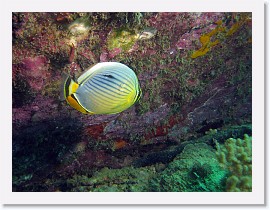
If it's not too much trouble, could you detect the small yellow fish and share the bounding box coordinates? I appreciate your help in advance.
[61,62,142,115]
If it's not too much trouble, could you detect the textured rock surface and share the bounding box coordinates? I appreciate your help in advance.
[149,143,228,192]
[12,12,252,191]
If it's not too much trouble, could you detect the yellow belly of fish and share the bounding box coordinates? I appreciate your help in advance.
[66,95,88,114]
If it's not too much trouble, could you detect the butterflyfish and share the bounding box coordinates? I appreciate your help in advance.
[61,62,142,115]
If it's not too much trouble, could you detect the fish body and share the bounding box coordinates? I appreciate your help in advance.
[61,62,141,115]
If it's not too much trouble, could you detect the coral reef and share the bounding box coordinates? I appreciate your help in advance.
[148,143,228,192]
[12,12,252,192]
[133,124,251,167]
[215,134,252,192]
[66,166,155,192]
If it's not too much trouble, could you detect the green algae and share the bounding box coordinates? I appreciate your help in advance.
[67,166,156,192]
[149,143,228,192]
[107,27,139,52]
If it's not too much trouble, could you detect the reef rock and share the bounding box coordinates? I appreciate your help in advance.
[12,12,252,191]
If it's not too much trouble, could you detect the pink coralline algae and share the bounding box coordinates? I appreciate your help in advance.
[19,56,51,91]
[176,31,202,50]
[99,48,123,62]
[12,95,62,126]
[108,48,122,59]
[99,51,109,62]
[12,108,32,125]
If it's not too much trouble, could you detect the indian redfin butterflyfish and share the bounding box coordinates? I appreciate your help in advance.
[61,62,142,115]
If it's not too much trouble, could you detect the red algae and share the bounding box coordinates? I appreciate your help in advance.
[83,123,108,140]
[112,139,128,150]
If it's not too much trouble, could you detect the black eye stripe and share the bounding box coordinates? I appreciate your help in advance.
[70,94,91,113]
[70,94,79,103]
[65,77,72,97]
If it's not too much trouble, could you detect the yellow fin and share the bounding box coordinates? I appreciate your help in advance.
[67,95,88,114]
[69,80,79,95]
[60,72,79,100]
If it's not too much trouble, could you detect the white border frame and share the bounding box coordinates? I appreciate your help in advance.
[1,0,265,205]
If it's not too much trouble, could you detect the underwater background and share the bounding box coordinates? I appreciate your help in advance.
[12,12,252,192]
